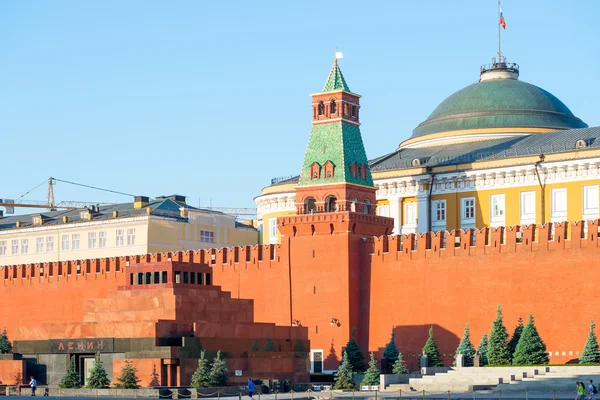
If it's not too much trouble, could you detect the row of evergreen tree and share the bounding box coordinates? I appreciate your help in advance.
[454,306,600,366]
[59,354,139,389]
[337,307,600,384]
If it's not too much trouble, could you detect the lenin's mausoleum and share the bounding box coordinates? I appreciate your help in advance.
[1,55,600,386]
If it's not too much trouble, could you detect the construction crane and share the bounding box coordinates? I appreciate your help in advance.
[207,207,257,217]
[0,177,126,214]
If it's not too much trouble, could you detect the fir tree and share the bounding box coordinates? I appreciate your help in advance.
[454,323,475,367]
[115,360,140,389]
[381,329,399,374]
[580,320,600,364]
[191,350,211,388]
[477,333,489,366]
[392,353,408,375]
[333,351,354,390]
[263,338,277,352]
[250,340,259,352]
[488,305,511,365]
[59,356,81,389]
[508,317,524,362]
[343,327,365,372]
[512,314,549,365]
[361,353,380,386]
[86,352,110,389]
[422,326,443,367]
[208,350,229,387]
[0,327,12,354]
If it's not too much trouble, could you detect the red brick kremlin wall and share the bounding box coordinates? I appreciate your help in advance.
[1,220,599,374]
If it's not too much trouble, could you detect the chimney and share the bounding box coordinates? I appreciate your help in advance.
[113,211,119,218]
[62,216,69,223]
[134,196,150,209]
[168,195,186,203]
[0,210,3,218]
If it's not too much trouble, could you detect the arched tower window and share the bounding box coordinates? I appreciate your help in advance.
[351,105,357,118]
[364,198,371,214]
[330,100,337,114]
[350,196,358,212]
[318,101,325,115]
[325,196,337,212]
[305,198,316,214]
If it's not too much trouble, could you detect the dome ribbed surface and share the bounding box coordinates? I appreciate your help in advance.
[412,78,587,138]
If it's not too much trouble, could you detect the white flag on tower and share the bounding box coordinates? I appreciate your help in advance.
[335,51,343,59]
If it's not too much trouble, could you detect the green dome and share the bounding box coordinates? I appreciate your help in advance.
[412,77,588,138]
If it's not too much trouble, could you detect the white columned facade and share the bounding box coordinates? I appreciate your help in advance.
[388,196,403,235]
[416,186,430,234]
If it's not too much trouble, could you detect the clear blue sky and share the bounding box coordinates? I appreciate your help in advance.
[1,0,599,212]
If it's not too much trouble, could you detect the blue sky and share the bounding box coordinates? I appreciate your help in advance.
[1,0,599,212]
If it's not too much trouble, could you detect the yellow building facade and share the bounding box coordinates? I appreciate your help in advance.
[256,59,599,242]
[0,195,258,266]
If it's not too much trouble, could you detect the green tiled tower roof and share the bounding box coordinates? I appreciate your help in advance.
[299,60,373,187]
[322,59,350,92]
[298,122,373,187]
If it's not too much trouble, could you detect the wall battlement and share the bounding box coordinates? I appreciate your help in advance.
[3,220,597,285]
[0,243,285,285]
[367,220,600,261]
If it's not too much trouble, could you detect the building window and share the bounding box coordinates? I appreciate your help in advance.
[490,194,505,227]
[61,235,69,251]
[88,232,97,249]
[21,239,28,254]
[99,231,107,248]
[46,237,54,253]
[404,202,417,226]
[72,234,80,250]
[200,230,215,243]
[583,185,599,219]
[551,188,567,222]
[433,200,446,222]
[11,240,19,255]
[520,191,536,225]
[377,205,390,217]
[127,229,136,246]
[461,197,476,228]
[269,218,278,243]
[330,100,337,114]
[364,198,371,214]
[0,241,6,256]
[116,230,124,246]
[36,238,44,253]
[318,101,325,115]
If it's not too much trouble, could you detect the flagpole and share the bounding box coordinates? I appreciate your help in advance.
[497,0,501,62]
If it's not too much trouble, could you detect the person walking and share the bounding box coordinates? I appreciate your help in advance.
[576,382,585,400]
[29,376,37,397]
[247,379,255,399]
[589,380,597,400]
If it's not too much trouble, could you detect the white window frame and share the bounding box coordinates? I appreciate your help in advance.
[36,238,44,253]
[99,231,107,248]
[11,240,19,255]
[127,229,136,246]
[490,194,506,227]
[72,234,80,250]
[88,232,97,249]
[461,197,476,229]
[268,218,278,243]
[583,185,599,220]
[0,241,6,256]
[200,230,215,243]
[61,235,69,251]
[46,236,54,253]
[402,202,417,234]
[377,205,390,217]
[431,199,447,231]
[551,188,567,222]
[520,191,536,226]
[116,230,124,247]
[21,239,28,254]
